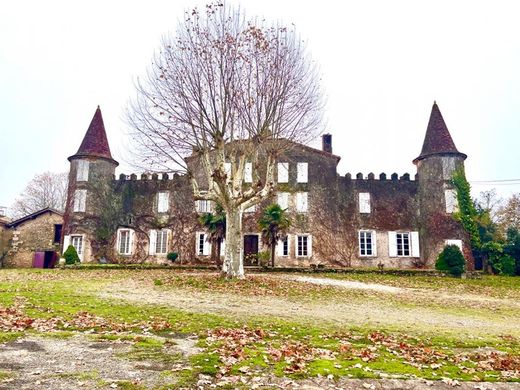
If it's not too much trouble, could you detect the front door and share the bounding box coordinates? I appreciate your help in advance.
[243,235,259,265]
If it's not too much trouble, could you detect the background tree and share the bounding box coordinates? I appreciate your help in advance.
[127,3,323,277]
[10,172,68,218]
[496,193,520,237]
[258,203,290,268]
[199,204,226,268]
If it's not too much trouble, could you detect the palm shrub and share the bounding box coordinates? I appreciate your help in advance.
[258,203,291,268]
[63,245,80,265]
[199,204,226,267]
[436,245,465,277]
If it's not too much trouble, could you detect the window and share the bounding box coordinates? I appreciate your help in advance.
[245,204,257,213]
[277,162,289,183]
[359,192,371,213]
[445,189,458,213]
[296,192,308,213]
[71,235,83,255]
[277,192,289,210]
[73,189,87,212]
[445,239,463,251]
[277,236,289,257]
[388,231,420,257]
[244,162,252,183]
[118,229,132,255]
[359,230,376,256]
[157,192,169,213]
[296,235,312,257]
[224,162,232,180]
[197,200,212,213]
[156,230,168,254]
[76,160,89,182]
[53,224,62,244]
[297,162,308,183]
[196,232,210,256]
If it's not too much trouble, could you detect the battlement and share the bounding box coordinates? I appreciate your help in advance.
[114,172,185,182]
[343,172,418,182]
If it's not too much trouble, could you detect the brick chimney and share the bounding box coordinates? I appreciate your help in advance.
[322,134,332,153]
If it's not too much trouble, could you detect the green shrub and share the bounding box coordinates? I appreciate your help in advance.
[63,245,80,265]
[257,251,270,267]
[166,252,178,262]
[436,245,465,277]
[483,241,515,275]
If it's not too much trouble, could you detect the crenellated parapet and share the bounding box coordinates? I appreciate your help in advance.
[343,172,418,183]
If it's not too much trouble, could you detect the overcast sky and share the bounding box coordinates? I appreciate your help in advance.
[1,0,519,211]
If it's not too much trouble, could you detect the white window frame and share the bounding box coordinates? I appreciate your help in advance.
[297,162,308,183]
[277,235,290,257]
[157,192,169,213]
[277,192,289,210]
[277,162,289,183]
[296,234,312,258]
[388,231,420,258]
[445,189,459,214]
[358,230,376,257]
[359,192,371,214]
[196,232,210,256]
[244,204,257,213]
[156,229,168,255]
[244,162,253,183]
[296,192,308,213]
[445,239,463,252]
[196,199,212,213]
[117,228,134,256]
[76,160,89,182]
[396,232,411,257]
[73,189,87,212]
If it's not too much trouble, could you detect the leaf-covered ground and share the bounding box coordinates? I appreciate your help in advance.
[1,268,520,389]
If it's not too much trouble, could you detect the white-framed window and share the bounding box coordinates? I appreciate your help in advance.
[445,239,463,252]
[277,162,289,183]
[196,200,212,213]
[445,189,458,213]
[156,230,168,254]
[359,230,376,256]
[277,235,289,257]
[76,160,89,182]
[296,234,312,257]
[359,192,371,213]
[245,204,257,213]
[277,192,289,210]
[388,231,420,257]
[71,235,83,255]
[196,232,210,256]
[296,192,308,213]
[73,189,87,212]
[157,192,169,213]
[297,162,308,183]
[244,162,252,183]
[117,229,134,255]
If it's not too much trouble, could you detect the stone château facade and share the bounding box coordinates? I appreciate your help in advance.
[62,102,472,269]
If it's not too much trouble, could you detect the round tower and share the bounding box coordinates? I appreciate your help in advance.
[414,102,471,267]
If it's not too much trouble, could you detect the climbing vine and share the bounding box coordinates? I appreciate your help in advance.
[451,169,481,249]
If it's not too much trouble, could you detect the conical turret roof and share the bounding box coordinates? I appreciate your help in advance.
[68,106,118,165]
[413,102,466,164]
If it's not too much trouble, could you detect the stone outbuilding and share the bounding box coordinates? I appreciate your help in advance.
[1,208,63,268]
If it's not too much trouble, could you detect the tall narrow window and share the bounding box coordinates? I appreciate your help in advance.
[277,192,289,210]
[282,236,289,256]
[359,230,376,256]
[359,193,371,213]
[157,192,169,213]
[71,235,83,255]
[156,230,168,254]
[396,232,410,257]
[277,162,289,183]
[196,232,210,256]
[73,190,87,212]
[296,235,312,257]
[244,162,252,183]
[297,162,308,183]
[118,229,132,255]
[296,192,308,213]
[76,160,89,182]
[445,189,458,213]
[53,224,62,244]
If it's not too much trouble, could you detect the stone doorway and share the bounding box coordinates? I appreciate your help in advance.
[243,235,259,265]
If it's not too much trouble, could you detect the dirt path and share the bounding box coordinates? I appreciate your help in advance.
[100,275,520,337]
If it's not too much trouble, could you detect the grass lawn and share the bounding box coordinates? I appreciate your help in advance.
[1,268,520,389]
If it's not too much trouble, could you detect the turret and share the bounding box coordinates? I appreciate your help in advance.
[414,102,472,267]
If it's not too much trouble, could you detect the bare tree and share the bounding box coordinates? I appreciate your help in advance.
[496,193,520,236]
[127,3,324,277]
[10,172,68,219]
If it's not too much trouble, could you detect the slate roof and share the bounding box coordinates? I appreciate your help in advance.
[413,102,466,163]
[68,106,119,165]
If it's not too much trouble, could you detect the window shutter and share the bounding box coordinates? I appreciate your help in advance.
[359,193,371,213]
[149,230,157,255]
[129,230,135,255]
[411,231,420,257]
[277,162,288,183]
[203,235,211,256]
[63,235,70,254]
[116,230,122,253]
[372,230,377,256]
[220,239,226,256]
[308,235,313,257]
[388,232,397,257]
[244,162,252,183]
[276,239,283,256]
[297,162,308,183]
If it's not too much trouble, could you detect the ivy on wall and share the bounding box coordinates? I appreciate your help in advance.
[451,169,481,249]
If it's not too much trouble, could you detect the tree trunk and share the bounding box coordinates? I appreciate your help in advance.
[271,240,276,268]
[216,240,222,270]
[223,208,244,278]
